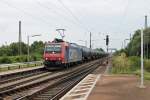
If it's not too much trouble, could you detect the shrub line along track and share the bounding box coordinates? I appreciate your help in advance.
[0,58,106,100]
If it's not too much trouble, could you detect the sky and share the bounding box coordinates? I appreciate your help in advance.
[0,0,150,51]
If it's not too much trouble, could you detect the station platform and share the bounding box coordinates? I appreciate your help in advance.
[0,66,43,76]
[61,74,150,100]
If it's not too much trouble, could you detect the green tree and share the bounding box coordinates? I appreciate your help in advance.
[30,41,44,61]
[9,42,28,56]
[30,41,44,54]
[0,45,10,56]
[124,28,150,58]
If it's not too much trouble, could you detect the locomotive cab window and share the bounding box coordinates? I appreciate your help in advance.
[45,44,61,53]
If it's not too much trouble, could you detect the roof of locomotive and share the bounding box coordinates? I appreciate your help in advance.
[46,38,67,44]
[46,38,80,46]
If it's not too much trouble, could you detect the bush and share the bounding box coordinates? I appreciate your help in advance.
[112,53,131,74]
[128,56,140,71]
[0,56,12,63]
[20,55,28,62]
[133,69,150,80]
[31,53,42,61]
[144,60,150,72]
[0,55,29,64]
[111,54,150,80]
[145,71,150,80]
[112,54,150,73]
[31,55,37,61]
[0,54,43,64]
[15,56,22,62]
[10,55,28,63]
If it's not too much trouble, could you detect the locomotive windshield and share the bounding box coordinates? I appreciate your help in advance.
[45,44,61,53]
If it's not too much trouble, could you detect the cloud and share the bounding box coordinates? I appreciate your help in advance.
[0,0,149,50]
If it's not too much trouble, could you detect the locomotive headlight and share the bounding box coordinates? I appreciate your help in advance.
[45,58,48,60]
[58,58,61,60]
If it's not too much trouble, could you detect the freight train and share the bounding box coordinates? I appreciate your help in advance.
[43,38,107,70]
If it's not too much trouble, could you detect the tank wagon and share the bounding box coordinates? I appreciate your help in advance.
[43,38,106,70]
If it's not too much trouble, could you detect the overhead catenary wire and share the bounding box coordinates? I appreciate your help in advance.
[0,0,90,42]
[35,0,87,32]
[57,0,91,32]
[0,0,83,34]
[48,0,95,32]
[0,0,54,26]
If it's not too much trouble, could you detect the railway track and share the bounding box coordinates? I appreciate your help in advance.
[33,58,107,100]
[17,60,100,100]
[0,68,45,84]
[0,58,106,100]
[32,71,90,100]
[33,63,100,100]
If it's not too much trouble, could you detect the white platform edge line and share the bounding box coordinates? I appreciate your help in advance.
[84,74,101,100]
[68,92,88,97]
[73,88,90,92]
[60,74,101,100]
[60,74,92,100]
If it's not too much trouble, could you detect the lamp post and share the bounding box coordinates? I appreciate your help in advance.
[27,34,41,63]
[139,29,145,88]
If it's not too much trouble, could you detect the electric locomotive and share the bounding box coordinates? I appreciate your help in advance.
[43,38,82,69]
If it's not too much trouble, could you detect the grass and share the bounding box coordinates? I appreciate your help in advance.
[111,53,150,80]
[145,72,150,80]
[133,70,150,80]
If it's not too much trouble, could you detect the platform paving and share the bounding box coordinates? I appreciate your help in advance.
[87,75,150,100]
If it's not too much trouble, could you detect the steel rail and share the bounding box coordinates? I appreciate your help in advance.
[0,60,99,99]
[17,60,101,100]
[0,67,45,84]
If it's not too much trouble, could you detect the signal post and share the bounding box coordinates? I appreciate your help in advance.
[106,35,109,64]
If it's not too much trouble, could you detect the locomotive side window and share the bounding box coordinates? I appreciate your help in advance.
[45,44,61,53]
